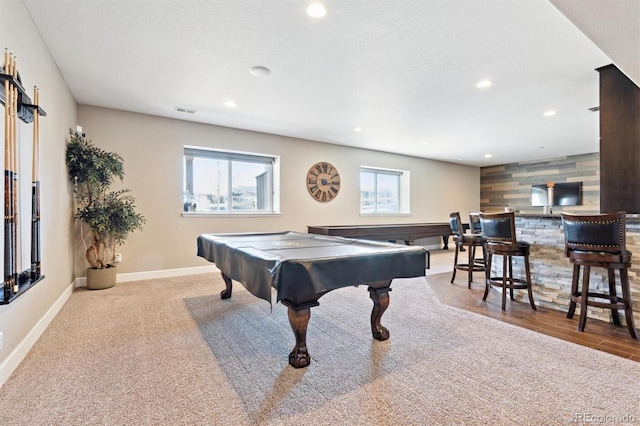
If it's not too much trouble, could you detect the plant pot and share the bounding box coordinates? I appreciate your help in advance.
[86,265,117,290]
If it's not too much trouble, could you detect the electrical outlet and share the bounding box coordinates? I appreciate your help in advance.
[114,253,122,263]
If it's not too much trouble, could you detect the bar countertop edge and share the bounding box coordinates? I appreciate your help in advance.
[515,213,640,223]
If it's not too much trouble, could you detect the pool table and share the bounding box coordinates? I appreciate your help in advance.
[197,231,427,368]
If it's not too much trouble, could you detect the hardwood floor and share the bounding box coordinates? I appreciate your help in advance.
[426,249,640,362]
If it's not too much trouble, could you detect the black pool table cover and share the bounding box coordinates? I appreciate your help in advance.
[197,231,427,304]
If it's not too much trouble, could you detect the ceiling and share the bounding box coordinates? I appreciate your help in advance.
[22,0,638,167]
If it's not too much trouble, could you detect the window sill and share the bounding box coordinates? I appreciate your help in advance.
[182,212,282,218]
[359,212,412,217]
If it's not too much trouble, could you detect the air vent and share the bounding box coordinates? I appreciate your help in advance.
[175,107,197,114]
[587,106,600,112]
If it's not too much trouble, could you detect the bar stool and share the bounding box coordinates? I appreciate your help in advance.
[561,212,638,339]
[479,212,536,311]
[449,212,486,289]
[469,212,482,234]
[468,213,486,270]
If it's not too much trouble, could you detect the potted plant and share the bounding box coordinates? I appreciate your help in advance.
[65,129,145,289]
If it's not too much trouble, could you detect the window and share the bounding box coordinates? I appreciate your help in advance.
[360,167,410,214]
[183,146,279,214]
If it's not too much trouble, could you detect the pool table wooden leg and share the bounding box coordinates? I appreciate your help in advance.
[369,285,391,341]
[220,272,233,299]
[442,235,449,249]
[287,307,311,368]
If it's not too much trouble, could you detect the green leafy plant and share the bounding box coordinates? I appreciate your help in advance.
[65,130,145,269]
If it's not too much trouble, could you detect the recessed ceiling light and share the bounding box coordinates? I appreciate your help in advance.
[422,141,430,145]
[249,65,271,77]
[476,80,493,89]
[484,154,492,158]
[354,127,363,132]
[306,3,327,18]
[543,110,557,116]
[224,101,237,108]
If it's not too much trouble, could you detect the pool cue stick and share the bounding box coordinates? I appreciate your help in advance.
[31,86,40,281]
[3,50,13,299]
[10,53,19,293]
[3,50,15,299]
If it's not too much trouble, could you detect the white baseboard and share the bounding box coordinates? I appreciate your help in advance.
[0,281,74,388]
[74,265,219,287]
[116,265,219,283]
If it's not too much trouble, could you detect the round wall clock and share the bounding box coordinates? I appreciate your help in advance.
[306,162,341,202]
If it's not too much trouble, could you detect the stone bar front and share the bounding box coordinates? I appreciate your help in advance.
[495,214,640,326]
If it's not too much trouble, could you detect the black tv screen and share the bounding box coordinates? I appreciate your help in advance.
[531,182,582,206]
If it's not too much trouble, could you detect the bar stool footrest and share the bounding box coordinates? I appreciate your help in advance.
[488,276,529,290]
[570,292,627,310]
[455,263,486,272]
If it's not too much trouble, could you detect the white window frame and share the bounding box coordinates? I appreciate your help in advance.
[360,166,411,215]
[183,146,280,216]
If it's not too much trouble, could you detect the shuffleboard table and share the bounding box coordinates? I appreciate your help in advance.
[197,231,427,368]
[307,223,468,268]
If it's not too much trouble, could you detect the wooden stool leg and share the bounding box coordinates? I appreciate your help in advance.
[508,256,514,300]
[607,268,621,325]
[450,244,459,283]
[619,268,639,339]
[501,255,508,311]
[483,253,492,301]
[567,264,579,318]
[524,254,536,310]
[467,244,473,289]
[577,265,591,332]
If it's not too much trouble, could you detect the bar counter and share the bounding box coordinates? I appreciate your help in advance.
[505,213,640,326]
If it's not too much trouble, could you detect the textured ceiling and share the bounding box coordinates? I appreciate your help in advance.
[549,0,639,88]
[22,0,635,167]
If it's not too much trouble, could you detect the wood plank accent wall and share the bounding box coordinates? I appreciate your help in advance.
[480,153,600,214]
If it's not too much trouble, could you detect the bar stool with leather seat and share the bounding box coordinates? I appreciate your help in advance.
[469,212,486,270]
[560,212,638,339]
[479,211,536,311]
[469,212,482,234]
[449,212,485,289]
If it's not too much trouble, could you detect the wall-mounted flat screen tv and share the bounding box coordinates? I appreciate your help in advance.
[531,182,582,206]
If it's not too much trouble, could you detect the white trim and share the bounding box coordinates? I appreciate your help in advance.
[74,276,87,288]
[116,265,219,283]
[184,144,276,160]
[359,213,412,217]
[74,265,219,287]
[423,244,442,250]
[181,212,283,218]
[0,281,74,388]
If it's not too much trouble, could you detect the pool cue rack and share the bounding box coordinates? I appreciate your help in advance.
[1,49,46,304]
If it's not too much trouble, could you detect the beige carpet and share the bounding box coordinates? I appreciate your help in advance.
[0,271,638,425]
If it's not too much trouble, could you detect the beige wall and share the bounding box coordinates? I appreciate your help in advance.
[77,105,481,274]
[0,0,78,381]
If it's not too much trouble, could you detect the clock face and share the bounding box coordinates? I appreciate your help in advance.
[306,162,341,203]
